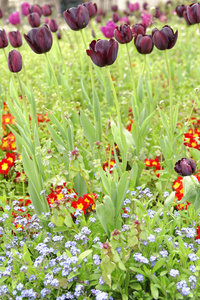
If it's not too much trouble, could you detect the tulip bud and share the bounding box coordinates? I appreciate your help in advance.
[83,2,98,18]
[7,50,22,73]
[134,34,154,54]
[63,5,90,31]
[143,2,148,10]
[112,12,119,23]
[155,7,162,18]
[21,2,30,16]
[29,4,42,17]
[111,5,118,12]
[0,29,8,49]
[174,158,196,176]
[131,24,146,37]
[8,30,22,48]
[96,15,101,23]
[176,5,186,18]
[0,9,3,19]
[24,24,52,54]
[28,13,40,28]
[86,38,118,67]
[152,25,178,51]
[56,30,61,40]
[114,24,133,44]
[49,19,58,32]
[8,12,20,25]
[42,4,52,17]
[183,10,192,26]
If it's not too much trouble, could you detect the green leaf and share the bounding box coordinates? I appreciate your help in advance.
[129,266,146,276]
[150,283,159,299]
[172,104,179,134]
[152,258,166,274]
[93,88,102,142]
[140,111,155,137]
[129,162,138,189]
[46,124,66,149]
[137,75,143,102]
[122,295,128,300]
[96,195,115,236]
[78,250,93,264]
[98,167,111,196]
[164,191,176,207]
[158,107,170,138]
[81,78,91,105]
[116,172,129,219]
[80,110,96,149]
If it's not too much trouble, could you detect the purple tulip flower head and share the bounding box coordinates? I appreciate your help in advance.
[83,2,98,18]
[8,30,22,48]
[111,5,118,12]
[119,16,130,25]
[129,2,140,13]
[49,19,58,33]
[86,39,118,67]
[29,5,42,17]
[28,13,41,28]
[131,24,146,37]
[186,3,200,25]
[0,29,8,48]
[114,24,133,44]
[101,21,117,38]
[7,50,22,73]
[21,2,30,16]
[183,9,192,26]
[112,12,120,23]
[143,2,148,10]
[8,12,20,25]
[152,25,178,51]
[134,34,154,54]
[42,5,52,17]
[176,5,187,18]
[24,24,52,54]
[63,5,90,31]
[141,12,152,28]
[96,15,101,23]
[174,158,196,177]
[154,7,162,18]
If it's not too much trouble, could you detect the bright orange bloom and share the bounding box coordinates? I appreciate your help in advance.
[71,193,97,215]
[2,113,15,125]
[0,158,10,175]
[6,152,15,167]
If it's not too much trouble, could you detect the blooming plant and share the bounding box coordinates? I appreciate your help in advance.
[1,1,200,299]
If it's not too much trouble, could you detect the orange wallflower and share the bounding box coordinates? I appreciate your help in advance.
[2,113,15,125]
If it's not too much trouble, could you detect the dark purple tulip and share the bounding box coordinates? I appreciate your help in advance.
[134,34,154,54]
[174,158,196,177]
[152,25,178,51]
[7,50,22,73]
[114,24,133,44]
[86,39,118,67]
[42,4,52,17]
[29,5,42,17]
[0,9,3,19]
[143,2,148,10]
[176,5,186,18]
[28,13,41,28]
[49,19,58,32]
[83,2,97,18]
[96,15,101,23]
[63,5,89,31]
[0,29,8,48]
[8,30,22,48]
[24,24,52,54]
[155,7,162,18]
[183,10,192,26]
[131,24,146,37]
[186,3,200,24]
[112,5,118,12]
[112,12,120,23]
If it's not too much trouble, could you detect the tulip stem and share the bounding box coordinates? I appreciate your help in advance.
[44,53,66,128]
[89,19,97,39]
[164,50,173,140]
[126,43,139,121]
[55,33,71,97]
[17,73,29,125]
[80,30,94,105]
[106,66,123,142]
[142,55,147,77]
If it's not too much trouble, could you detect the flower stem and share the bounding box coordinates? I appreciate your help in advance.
[106,66,123,142]
[126,43,139,121]
[164,50,173,140]
[17,73,29,124]
[44,53,66,128]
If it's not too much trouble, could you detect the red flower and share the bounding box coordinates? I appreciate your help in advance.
[0,158,10,175]
[2,113,15,125]
[102,159,116,173]
[6,152,15,167]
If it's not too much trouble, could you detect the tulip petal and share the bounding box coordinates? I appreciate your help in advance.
[86,49,106,67]
[77,6,89,29]
[63,11,78,31]
[168,30,178,49]
[107,40,118,65]
[153,30,168,50]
